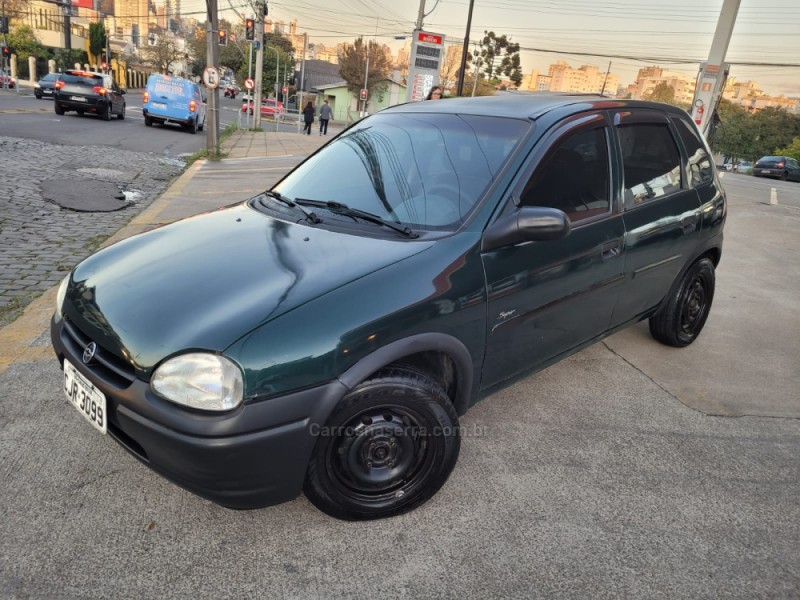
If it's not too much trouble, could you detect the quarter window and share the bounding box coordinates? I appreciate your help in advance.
[673,118,714,187]
[519,126,611,223]
[618,123,682,207]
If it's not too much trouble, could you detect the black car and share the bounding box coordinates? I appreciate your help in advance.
[34,73,60,99]
[53,70,126,120]
[752,155,800,181]
[52,95,726,520]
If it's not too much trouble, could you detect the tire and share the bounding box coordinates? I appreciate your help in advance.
[781,171,788,181]
[649,258,715,347]
[35,92,42,99]
[144,116,152,127]
[54,104,64,115]
[76,110,84,115]
[198,116,204,131]
[189,117,198,134]
[304,367,461,520]
[117,102,125,120]
[102,105,112,121]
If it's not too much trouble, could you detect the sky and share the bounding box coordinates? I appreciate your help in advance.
[178,0,800,97]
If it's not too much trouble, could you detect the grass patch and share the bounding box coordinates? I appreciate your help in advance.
[0,292,37,328]
[83,234,107,253]
[184,123,240,164]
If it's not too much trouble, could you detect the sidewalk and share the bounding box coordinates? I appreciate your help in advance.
[0,128,330,373]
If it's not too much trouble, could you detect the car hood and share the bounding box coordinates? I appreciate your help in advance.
[66,202,432,374]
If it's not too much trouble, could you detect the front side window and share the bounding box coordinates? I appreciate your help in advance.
[273,113,529,231]
[673,118,714,187]
[618,123,682,207]
[519,126,611,223]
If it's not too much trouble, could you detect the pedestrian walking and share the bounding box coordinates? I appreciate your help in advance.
[319,99,333,135]
[425,86,443,100]
[303,101,315,135]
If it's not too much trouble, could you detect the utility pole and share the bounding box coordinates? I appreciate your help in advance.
[600,61,611,96]
[415,0,424,30]
[298,31,307,119]
[62,0,72,50]
[205,0,219,154]
[253,1,265,130]
[455,0,475,96]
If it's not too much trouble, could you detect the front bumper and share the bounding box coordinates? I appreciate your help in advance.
[51,315,345,509]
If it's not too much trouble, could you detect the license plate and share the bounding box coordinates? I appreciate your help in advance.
[71,96,87,102]
[44,89,52,94]
[152,102,166,109]
[64,359,107,434]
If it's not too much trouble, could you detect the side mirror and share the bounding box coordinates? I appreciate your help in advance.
[481,206,571,252]
[121,89,126,95]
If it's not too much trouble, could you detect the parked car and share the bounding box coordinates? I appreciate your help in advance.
[53,70,126,120]
[34,73,60,98]
[51,95,726,521]
[733,160,752,172]
[0,73,16,88]
[142,73,206,133]
[752,155,800,181]
[241,98,283,117]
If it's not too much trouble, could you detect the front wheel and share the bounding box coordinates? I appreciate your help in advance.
[54,104,64,115]
[304,367,461,520]
[649,258,716,347]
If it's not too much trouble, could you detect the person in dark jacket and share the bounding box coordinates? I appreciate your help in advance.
[303,101,314,135]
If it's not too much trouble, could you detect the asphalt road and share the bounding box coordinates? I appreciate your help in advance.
[0,88,300,154]
[0,144,798,597]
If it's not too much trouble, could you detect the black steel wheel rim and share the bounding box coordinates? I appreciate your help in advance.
[328,404,437,501]
[680,276,707,336]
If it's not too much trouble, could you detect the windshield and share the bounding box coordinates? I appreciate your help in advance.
[273,112,529,231]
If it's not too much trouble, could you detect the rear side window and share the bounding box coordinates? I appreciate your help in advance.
[618,123,682,207]
[673,118,714,187]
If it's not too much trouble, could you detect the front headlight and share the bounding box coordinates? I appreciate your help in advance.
[55,274,70,320]
[151,353,244,412]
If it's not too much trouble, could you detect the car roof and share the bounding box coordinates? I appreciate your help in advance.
[382,92,689,121]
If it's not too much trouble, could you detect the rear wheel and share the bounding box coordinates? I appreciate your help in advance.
[54,104,64,115]
[649,258,715,347]
[189,117,198,134]
[102,105,112,121]
[304,367,461,520]
[781,171,788,181]
[117,103,125,120]
[144,115,152,127]
[76,109,84,116]
[198,116,205,131]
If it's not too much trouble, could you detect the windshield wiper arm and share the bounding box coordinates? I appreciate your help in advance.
[294,199,417,238]
[261,190,321,224]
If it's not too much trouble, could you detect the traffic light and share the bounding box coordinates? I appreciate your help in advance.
[0,16,9,34]
[245,18,254,41]
[360,88,368,101]
[1,46,12,60]
[218,29,227,46]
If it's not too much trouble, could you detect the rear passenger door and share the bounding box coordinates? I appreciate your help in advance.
[608,109,703,327]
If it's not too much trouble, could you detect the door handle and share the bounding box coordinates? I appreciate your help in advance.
[681,215,699,234]
[601,240,620,260]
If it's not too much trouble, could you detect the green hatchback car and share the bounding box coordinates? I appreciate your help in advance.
[51,94,725,520]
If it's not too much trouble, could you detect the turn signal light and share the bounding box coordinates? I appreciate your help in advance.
[143,91,149,103]
[55,80,64,89]
[93,85,107,95]
[189,100,197,112]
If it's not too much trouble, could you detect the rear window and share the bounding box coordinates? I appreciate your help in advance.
[149,77,193,97]
[758,156,783,162]
[61,73,102,84]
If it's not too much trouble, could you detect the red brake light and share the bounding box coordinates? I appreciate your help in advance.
[143,91,149,103]
[93,85,107,95]
[189,100,197,112]
[55,80,64,89]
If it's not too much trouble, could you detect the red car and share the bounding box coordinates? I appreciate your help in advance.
[0,73,16,89]
[241,98,284,117]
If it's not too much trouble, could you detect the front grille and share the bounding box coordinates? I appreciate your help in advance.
[61,318,136,388]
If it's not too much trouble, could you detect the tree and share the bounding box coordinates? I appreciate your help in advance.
[775,137,800,162]
[471,31,522,88]
[5,24,47,77]
[711,99,800,161]
[439,45,461,92]
[141,35,184,74]
[338,37,392,104]
[89,22,107,62]
[187,20,246,78]
[646,82,676,104]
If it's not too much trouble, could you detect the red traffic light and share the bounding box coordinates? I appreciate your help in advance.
[359,88,367,101]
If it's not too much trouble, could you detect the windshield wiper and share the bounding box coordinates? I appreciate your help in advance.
[261,190,321,224]
[294,199,418,238]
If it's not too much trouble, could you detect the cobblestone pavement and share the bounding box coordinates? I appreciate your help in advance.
[0,135,185,326]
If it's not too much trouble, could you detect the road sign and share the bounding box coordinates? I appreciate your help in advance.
[202,66,220,90]
[244,78,255,90]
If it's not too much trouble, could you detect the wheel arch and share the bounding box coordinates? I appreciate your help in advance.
[337,333,475,416]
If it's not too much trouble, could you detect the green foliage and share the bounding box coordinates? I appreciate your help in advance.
[711,99,800,161]
[775,137,800,162]
[53,49,89,72]
[6,25,47,61]
[470,31,522,88]
[89,23,107,60]
[337,37,391,103]
[646,82,676,104]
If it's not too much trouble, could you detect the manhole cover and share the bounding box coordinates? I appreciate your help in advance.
[41,179,129,212]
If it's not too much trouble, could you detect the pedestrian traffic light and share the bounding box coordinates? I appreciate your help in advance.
[218,29,227,46]
[245,18,255,41]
